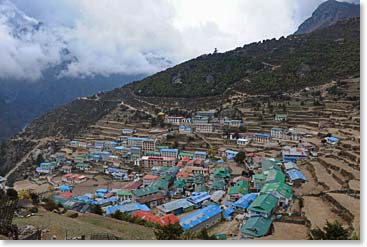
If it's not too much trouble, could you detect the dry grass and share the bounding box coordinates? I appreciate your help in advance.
[14,207,156,240]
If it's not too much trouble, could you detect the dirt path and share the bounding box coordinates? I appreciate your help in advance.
[4,138,48,183]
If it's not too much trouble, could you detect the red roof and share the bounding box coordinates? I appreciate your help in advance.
[193,159,202,165]
[181,157,190,162]
[122,180,143,191]
[176,170,191,179]
[133,211,179,226]
[58,192,73,199]
[135,194,165,204]
[143,175,160,180]
[176,161,183,168]
[247,153,255,157]
[232,176,250,183]
[160,214,179,226]
[186,160,194,166]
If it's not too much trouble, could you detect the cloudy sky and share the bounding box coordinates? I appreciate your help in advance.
[0,0,360,81]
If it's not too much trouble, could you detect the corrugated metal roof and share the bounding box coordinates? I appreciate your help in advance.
[233,193,258,209]
[260,182,293,199]
[286,169,307,181]
[240,216,273,237]
[157,199,193,213]
[187,192,211,204]
[179,205,222,230]
[248,194,278,214]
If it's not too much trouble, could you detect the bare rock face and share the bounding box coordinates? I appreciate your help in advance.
[171,74,183,84]
[295,0,359,35]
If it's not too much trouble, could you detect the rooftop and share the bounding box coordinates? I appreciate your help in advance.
[248,194,278,214]
[240,216,273,238]
[157,199,194,213]
[179,205,222,231]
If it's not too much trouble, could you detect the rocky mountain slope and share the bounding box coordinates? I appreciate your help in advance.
[20,17,360,139]
[294,0,359,35]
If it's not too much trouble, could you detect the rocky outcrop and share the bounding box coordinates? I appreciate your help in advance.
[295,0,359,35]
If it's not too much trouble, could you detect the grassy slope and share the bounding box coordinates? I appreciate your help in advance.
[14,208,156,240]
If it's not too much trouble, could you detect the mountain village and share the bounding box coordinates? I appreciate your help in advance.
[0,77,359,240]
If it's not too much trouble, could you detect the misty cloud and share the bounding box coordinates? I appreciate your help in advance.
[0,0,359,81]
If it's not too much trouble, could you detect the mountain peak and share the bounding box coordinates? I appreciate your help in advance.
[294,0,359,35]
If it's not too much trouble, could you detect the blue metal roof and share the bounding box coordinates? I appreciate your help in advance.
[128,137,148,141]
[180,205,222,230]
[59,185,72,191]
[96,188,109,193]
[194,151,207,156]
[255,133,271,138]
[115,146,126,150]
[92,197,118,206]
[286,169,307,181]
[187,192,211,204]
[179,126,192,130]
[105,202,150,215]
[224,207,235,219]
[107,167,122,173]
[76,195,92,203]
[326,136,340,142]
[233,193,258,209]
[160,149,179,153]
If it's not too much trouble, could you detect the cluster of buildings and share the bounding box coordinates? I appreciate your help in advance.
[30,109,338,239]
[164,110,244,134]
[45,139,309,239]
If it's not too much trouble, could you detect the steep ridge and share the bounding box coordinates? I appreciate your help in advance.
[294,0,359,35]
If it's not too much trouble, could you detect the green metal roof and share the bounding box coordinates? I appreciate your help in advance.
[76,163,90,168]
[156,145,169,150]
[150,179,169,190]
[228,180,249,195]
[144,151,161,156]
[213,167,231,178]
[248,194,278,214]
[195,184,208,192]
[193,174,205,185]
[117,190,132,196]
[210,179,226,190]
[261,159,281,171]
[264,169,285,183]
[133,187,160,197]
[174,180,185,188]
[179,152,194,157]
[240,216,273,237]
[260,182,293,199]
[253,174,266,180]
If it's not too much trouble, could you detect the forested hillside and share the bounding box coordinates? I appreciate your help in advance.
[132,18,359,98]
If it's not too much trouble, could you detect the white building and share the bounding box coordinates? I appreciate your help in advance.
[194,123,213,133]
[237,138,250,146]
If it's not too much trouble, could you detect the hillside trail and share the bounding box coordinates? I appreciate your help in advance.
[4,138,49,182]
